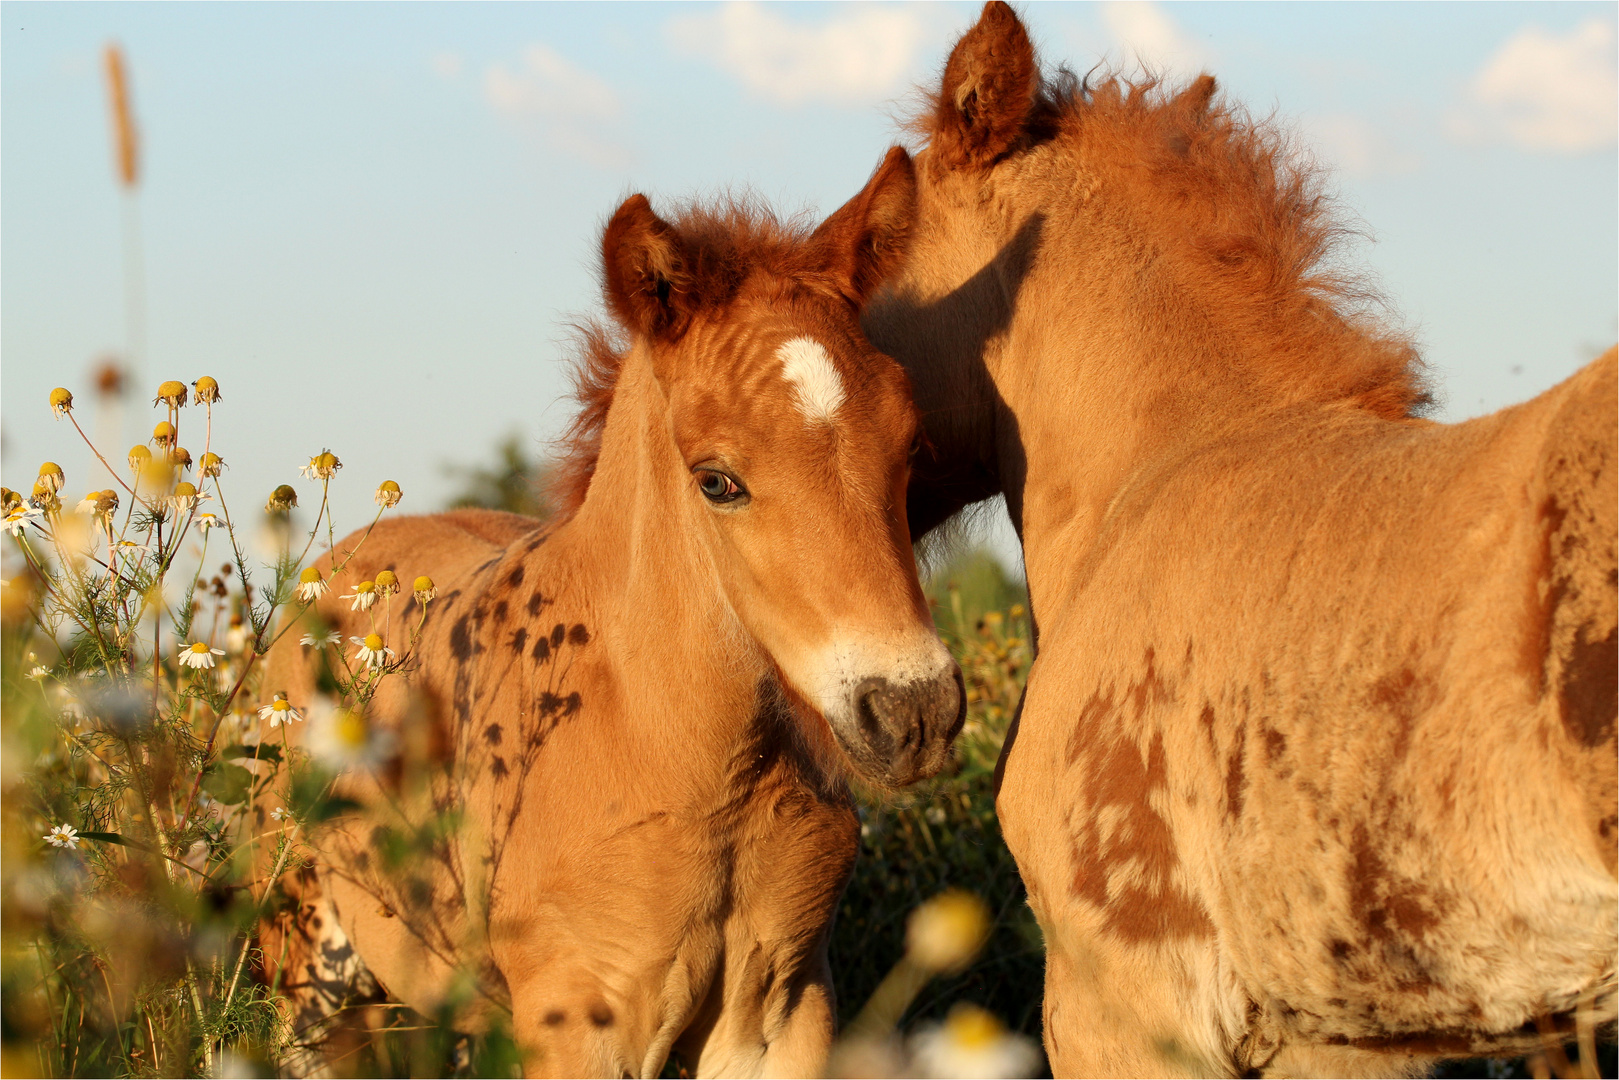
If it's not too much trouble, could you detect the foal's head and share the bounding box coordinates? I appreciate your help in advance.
[574,148,963,788]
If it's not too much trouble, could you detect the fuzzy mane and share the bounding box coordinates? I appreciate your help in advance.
[927,63,1432,419]
[549,200,824,519]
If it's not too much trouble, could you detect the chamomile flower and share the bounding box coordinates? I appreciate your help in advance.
[300,451,342,481]
[195,512,222,532]
[49,387,74,418]
[342,581,377,612]
[0,488,20,514]
[910,1004,1041,1080]
[128,445,152,472]
[296,566,329,602]
[170,447,194,471]
[375,480,402,508]
[351,633,395,669]
[25,665,49,681]
[269,806,290,822]
[265,485,298,513]
[178,642,225,670]
[199,452,225,478]
[170,482,209,512]
[151,421,177,450]
[110,539,152,560]
[192,376,222,404]
[36,462,64,494]
[3,505,44,536]
[373,570,399,597]
[44,824,80,849]
[258,693,303,728]
[413,576,437,604]
[307,700,394,770]
[300,629,342,648]
[907,889,992,974]
[153,380,188,409]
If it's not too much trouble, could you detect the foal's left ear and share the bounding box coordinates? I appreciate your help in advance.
[809,146,917,308]
[601,193,695,340]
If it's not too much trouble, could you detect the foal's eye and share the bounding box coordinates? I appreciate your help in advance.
[695,470,744,504]
[908,432,923,460]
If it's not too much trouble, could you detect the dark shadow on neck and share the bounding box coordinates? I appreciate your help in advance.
[864,212,1044,541]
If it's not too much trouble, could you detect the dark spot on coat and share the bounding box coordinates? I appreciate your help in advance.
[506,565,525,588]
[527,589,546,616]
[1348,824,1446,943]
[1068,731,1213,941]
[493,599,508,623]
[532,636,551,664]
[1064,689,1115,766]
[450,616,472,661]
[490,755,508,780]
[525,533,547,553]
[568,624,590,646]
[551,623,566,648]
[539,692,561,715]
[543,1009,565,1026]
[1329,939,1354,961]
[588,1003,613,1027]
[483,724,502,746]
[1560,625,1617,748]
[1262,724,1287,764]
[1225,721,1247,821]
[510,628,528,654]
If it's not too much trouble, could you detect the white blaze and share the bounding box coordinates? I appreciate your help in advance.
[778,337,846,424]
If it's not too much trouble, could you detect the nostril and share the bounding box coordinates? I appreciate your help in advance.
[854,677,886,738]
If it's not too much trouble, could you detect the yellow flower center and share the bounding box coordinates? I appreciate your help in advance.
[189,643,210,654]
[944,1004,1003,1050]
[299,567,322,584]
[356,581,375,594]
[414,576,434,592]
[271,699,290,712]
[363,634,383,651]
[333,710,368,749]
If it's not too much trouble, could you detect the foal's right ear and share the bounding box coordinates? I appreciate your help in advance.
[928,1,1041,169]
[601,194,694,340]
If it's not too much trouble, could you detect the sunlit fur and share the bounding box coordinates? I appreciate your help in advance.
[864,4,1618,1076]
[254,148,963,1078]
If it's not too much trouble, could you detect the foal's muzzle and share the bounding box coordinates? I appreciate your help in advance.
[842,666,965,787]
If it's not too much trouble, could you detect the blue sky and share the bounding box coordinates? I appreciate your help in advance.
[3,2,1615,567]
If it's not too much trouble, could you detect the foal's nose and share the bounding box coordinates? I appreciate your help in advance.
[853,667,966,784]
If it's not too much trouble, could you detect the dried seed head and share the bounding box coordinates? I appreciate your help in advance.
[49,387,74,418]
[0,488,20,514]
[30,482,61,515]
[301,451,342,482]
[199,452,225,478]
[373,570,399,595]
[95,490,120,517]
[151,421,177,449]
[128,444,152,471]
[265,484,299,513]
[375,480,402,508]
[36,463,64,493]
[154,380,188,408]
[170,447,194,470]
[192,376,221,404]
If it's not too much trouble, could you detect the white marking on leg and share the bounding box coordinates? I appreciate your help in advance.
[778,337,846,424]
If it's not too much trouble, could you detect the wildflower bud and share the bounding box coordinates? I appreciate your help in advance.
[170,447,194,470]
[199,452,225,477]
[265,485,299,514]
[49,387,74,418]
[153,380,188,408]
[374,570,399,596]
[36,463,64,493]
[906,889,991,974]
[0,488,19,514]
[192,376,221,404]
[152,421,177,449]
[128,444,152,471]
[413,575,437,604]
[375,479,402,508]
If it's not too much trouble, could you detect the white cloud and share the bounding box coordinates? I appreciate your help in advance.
[666,1,924,107]
[483,45,629,169]
[1450,18,1617,152]
[1303,113,1421,177]
[1099,1,1211,77]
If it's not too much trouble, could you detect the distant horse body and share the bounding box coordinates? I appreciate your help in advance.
[257,147,964,1078]
[865,5,1617,1075]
